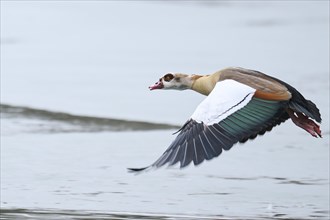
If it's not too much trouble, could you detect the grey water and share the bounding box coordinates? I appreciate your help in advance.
[1,1,329,219]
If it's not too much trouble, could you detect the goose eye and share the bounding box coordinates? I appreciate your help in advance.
[164,73,174,82]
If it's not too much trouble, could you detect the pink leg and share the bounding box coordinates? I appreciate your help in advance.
[286,109,322,138]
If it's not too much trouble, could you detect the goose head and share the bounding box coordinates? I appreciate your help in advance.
[149,73,195,91]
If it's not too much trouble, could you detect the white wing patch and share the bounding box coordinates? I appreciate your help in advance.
[191,79,256,125]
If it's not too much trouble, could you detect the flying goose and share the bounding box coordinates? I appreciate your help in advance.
[129,67,322,172]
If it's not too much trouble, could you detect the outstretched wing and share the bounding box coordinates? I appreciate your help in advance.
[128,79,289,172]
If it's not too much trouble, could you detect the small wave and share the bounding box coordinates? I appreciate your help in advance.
[0,104,180,133]
[205,175,329,186]
[1,208,328,220]
[0,208,223,220]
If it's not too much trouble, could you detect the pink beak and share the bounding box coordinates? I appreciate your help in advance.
[149,81,164,90]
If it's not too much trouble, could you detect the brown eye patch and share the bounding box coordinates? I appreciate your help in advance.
[164,73,174,82]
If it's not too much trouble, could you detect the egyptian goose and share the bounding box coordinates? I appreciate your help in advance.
[129,67,322,172]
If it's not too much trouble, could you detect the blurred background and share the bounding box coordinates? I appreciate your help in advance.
[2,1,329,124]
[1,1,329,219]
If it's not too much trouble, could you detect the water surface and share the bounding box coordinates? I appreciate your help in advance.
[1,1,329,219]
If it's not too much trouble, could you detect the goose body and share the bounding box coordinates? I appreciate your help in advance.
[129,67,322,172]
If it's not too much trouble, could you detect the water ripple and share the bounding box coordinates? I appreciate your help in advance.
[205,175,328,186]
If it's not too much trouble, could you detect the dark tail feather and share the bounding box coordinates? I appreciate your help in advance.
[274,79,322,123]
[305,100,322,123]
[289,100,321,123]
